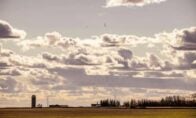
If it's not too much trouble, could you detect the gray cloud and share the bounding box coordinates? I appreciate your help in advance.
[0,61,10,69]
[1,26,196,107]
[118,48,133,59]
[0,68,21,76]
[101,34,128,47]
[42,52,60,62]
[163,27,196,51]
[42,51,106,66]
[177,51,196,69]
[0,77,17,93]
[0,20,26,39]
[50,67,196,91]
[147,53,162,69]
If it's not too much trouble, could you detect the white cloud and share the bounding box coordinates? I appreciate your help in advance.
[45,32,62,45]
[186,70,196,79]
[18,32,80,51]
[17,27,196,72]
[159,27,196,50]
[1,26,196,107]
[105,0,167,7]
[0,20,26,39]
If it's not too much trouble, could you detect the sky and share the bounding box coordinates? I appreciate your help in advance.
[0,0,196,107]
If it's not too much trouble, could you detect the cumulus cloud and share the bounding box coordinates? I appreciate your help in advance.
[18,27,196,72]
[45,32,62,45]
[176,51,196,69]
[0,77,18,93]
[0,68,21,76]
[42,52,60,62]
[42,51,106,66]
[0,44,14,57]
[174,27,196,50]
[147,53,162,69]
[64,54,105,65]
[162,46,196,70]
[100,34,128,47]
[160,27,196,51]
[19,32,160,53]
[1,26,196,107]
[18,31,80,51]
[105,0,167,7]
[0,20,26,39]
[186,70,196,79]
[50,67,196,91]
[118,48,133,59]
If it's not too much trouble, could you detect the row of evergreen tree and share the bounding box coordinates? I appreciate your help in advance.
[98,96,196,108]
[100,99,120,107]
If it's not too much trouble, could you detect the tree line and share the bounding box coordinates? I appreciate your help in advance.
[100,99,120,107]
[97,95,196,108]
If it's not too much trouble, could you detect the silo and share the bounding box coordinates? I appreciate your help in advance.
[31,95,36,108]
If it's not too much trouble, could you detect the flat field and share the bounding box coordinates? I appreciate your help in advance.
[0,108,195,118]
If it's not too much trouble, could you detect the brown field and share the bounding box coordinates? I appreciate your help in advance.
[0,108,195,118]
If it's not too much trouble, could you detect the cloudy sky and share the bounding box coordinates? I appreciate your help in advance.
[0,0,196,107]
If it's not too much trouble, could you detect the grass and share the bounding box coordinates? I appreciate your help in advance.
[0,108,195,118]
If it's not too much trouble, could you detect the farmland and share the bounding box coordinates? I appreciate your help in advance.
[0,108,195,118]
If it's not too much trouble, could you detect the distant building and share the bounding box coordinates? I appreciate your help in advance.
[37,104,42,108]
[31,95,36,108]
[49,104,69,108]
[91,103,101,107]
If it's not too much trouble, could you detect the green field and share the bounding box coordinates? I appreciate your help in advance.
[0,108,195,118]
